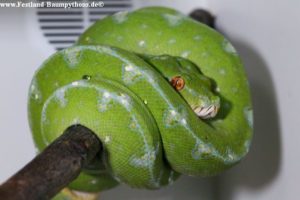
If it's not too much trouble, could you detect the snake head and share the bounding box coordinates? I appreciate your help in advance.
[143,54,221,120]
[170,59,221,120]
[170,73,220,119]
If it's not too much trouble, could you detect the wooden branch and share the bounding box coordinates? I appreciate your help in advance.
[0,125,102,200]
[189,9,215,28]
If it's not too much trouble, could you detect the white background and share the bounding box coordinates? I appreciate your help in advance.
[0,0,299,199]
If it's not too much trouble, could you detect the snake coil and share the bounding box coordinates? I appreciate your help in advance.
[28,7,253,193]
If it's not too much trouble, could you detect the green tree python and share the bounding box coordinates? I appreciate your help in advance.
[28,7,253,198]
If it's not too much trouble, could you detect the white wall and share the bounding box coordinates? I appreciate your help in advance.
[209,0,300,200]
[0,8,41,182]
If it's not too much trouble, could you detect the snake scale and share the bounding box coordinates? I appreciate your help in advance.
[28,7,253,196]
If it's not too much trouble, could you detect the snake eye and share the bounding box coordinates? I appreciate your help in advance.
[171,76,185,91]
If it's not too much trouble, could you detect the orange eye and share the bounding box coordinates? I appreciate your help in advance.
[171,76,185,91]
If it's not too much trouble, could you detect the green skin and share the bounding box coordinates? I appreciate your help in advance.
[28,7,253,195]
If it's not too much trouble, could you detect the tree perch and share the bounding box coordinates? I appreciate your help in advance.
[0,125,102,200]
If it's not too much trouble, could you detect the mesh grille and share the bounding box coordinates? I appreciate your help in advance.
[36,0,132,51]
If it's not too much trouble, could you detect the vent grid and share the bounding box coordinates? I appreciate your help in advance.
[37,0,132,51]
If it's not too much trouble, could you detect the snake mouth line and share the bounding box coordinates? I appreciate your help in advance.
[193,105,219,119]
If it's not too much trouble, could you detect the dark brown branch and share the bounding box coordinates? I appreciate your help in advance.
[189,9,215,28]
[0,125,102,200]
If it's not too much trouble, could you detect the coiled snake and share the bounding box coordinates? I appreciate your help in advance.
[28,7,253,196]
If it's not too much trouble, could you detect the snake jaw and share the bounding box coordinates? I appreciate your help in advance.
[194,105,219,119]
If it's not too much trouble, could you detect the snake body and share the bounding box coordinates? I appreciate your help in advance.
[28,7,253,193]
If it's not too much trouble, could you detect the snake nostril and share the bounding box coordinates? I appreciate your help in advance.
[82,75,92,80]
[171,76,185,91]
